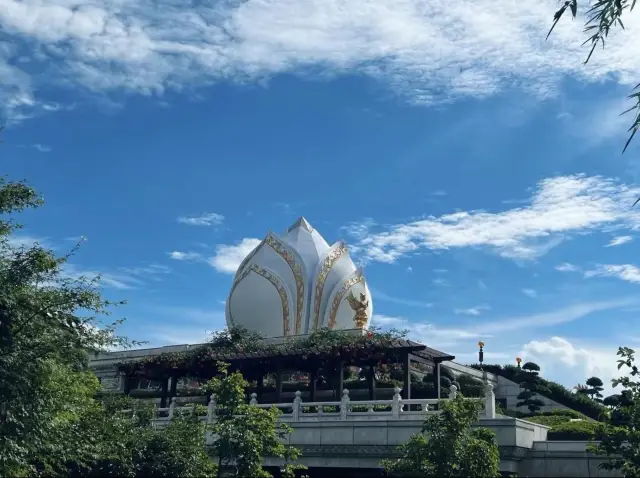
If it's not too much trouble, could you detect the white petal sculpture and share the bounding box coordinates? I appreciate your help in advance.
[225,217,373,338]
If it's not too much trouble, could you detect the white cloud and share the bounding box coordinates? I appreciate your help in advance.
[454,305,490,316]
[177,212,224,227]
[370,288,432,308]
[605,235,633,247]
[585,264,640,284]
[556,262,580,272]
[18,143,52,153]
[169,250,203,261]
[406,266,413,273]
[209,238,261,274]
[521,337,631,396]
[522,288,537,298]
[2,0,639,121]
[352,175,640,264]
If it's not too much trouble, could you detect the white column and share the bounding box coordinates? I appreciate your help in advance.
[392,387,401,418]
[292,390,302,421]
[484,383,496,419]
[340,389,350,420]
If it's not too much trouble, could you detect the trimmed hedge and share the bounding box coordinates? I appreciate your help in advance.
[546,420,599,441]
[468,363,606,421]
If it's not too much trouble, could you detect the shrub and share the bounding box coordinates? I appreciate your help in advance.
[525,415,573,428]
[468,364,606,421]
[547,420,599,441]
[456,375,485,398]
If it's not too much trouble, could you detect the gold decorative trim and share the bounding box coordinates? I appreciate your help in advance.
[328,272,365,329]
[230,263,291,336]
[234,239,263,279]
[312,242,346,331]
[265,233,305,335]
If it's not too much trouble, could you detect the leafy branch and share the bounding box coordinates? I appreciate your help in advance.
[546,0,639,153]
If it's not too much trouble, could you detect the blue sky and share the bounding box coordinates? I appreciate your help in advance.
[3,0,640,393]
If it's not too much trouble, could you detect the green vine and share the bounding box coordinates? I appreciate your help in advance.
[118,326,410,380]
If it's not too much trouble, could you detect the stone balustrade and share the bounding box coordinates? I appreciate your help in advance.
[121,382,497,425]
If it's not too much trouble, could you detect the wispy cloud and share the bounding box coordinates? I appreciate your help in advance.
[177,212,224,227]
[370,288,432,308]
[61,262,171,290]
[605,235,633,247]
[522,288,537,298]
[349,175,640,264]
[169,251,203,261]
[1,0,639,120]
[556,262,580,272]
[454,305,490,316]
[18,143,52,153]
[585,264,640,284]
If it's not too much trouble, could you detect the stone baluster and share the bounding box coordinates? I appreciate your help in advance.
[250,392,258,405]
[207,394,217,423]
[292,390,302,421]
[318,404,324,416]
[484,383,496,419]
[392,387,401,419]
[340,389,350,420]
[168,397,176,419]
[367,403,374,414]
[449,384,457,400]
[191,403,196,416]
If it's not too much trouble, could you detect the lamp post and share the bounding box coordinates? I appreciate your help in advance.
[478,341,485,369]
[516,357,522,369]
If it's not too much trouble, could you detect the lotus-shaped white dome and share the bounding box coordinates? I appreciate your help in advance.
[225,217,373,338]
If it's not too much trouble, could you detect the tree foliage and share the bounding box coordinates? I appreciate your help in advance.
[546,0,639,154]
[0,177,218,477]
[591,346,640,478]
[578,376,605,402]
[204,362,302,478]
[382,394,501,478]
[516,362,545,414]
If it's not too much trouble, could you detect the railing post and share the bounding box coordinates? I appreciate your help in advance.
[392,387,401,418]
[484,383,495,419]
[449,384,457,400]
[168,397,176,419]
[250,392,258,405]
[340,389,350,420]
[292,390,302,421]
[207,394,216,424]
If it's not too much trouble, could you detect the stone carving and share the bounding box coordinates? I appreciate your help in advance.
[346,291,369,329]
[328,272,365,328]
[265,233,305,334]
[312,242,346,331]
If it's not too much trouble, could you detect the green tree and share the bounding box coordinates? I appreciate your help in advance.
[579,376,605,402]
[204,362,302,478]
[591,346,640,477]
[516,362,545,414]
[546,0,639,154]
[381,394,501,478]
[0,177,218,477]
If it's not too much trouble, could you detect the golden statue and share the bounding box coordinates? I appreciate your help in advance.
[346,291,369,328]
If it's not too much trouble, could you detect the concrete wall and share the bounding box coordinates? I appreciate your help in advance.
[520,441,620,477]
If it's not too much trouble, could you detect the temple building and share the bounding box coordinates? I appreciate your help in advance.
[88,217,567,416]
[225,216,373,337]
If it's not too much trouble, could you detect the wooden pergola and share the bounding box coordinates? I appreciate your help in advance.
[118,339,455,408]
